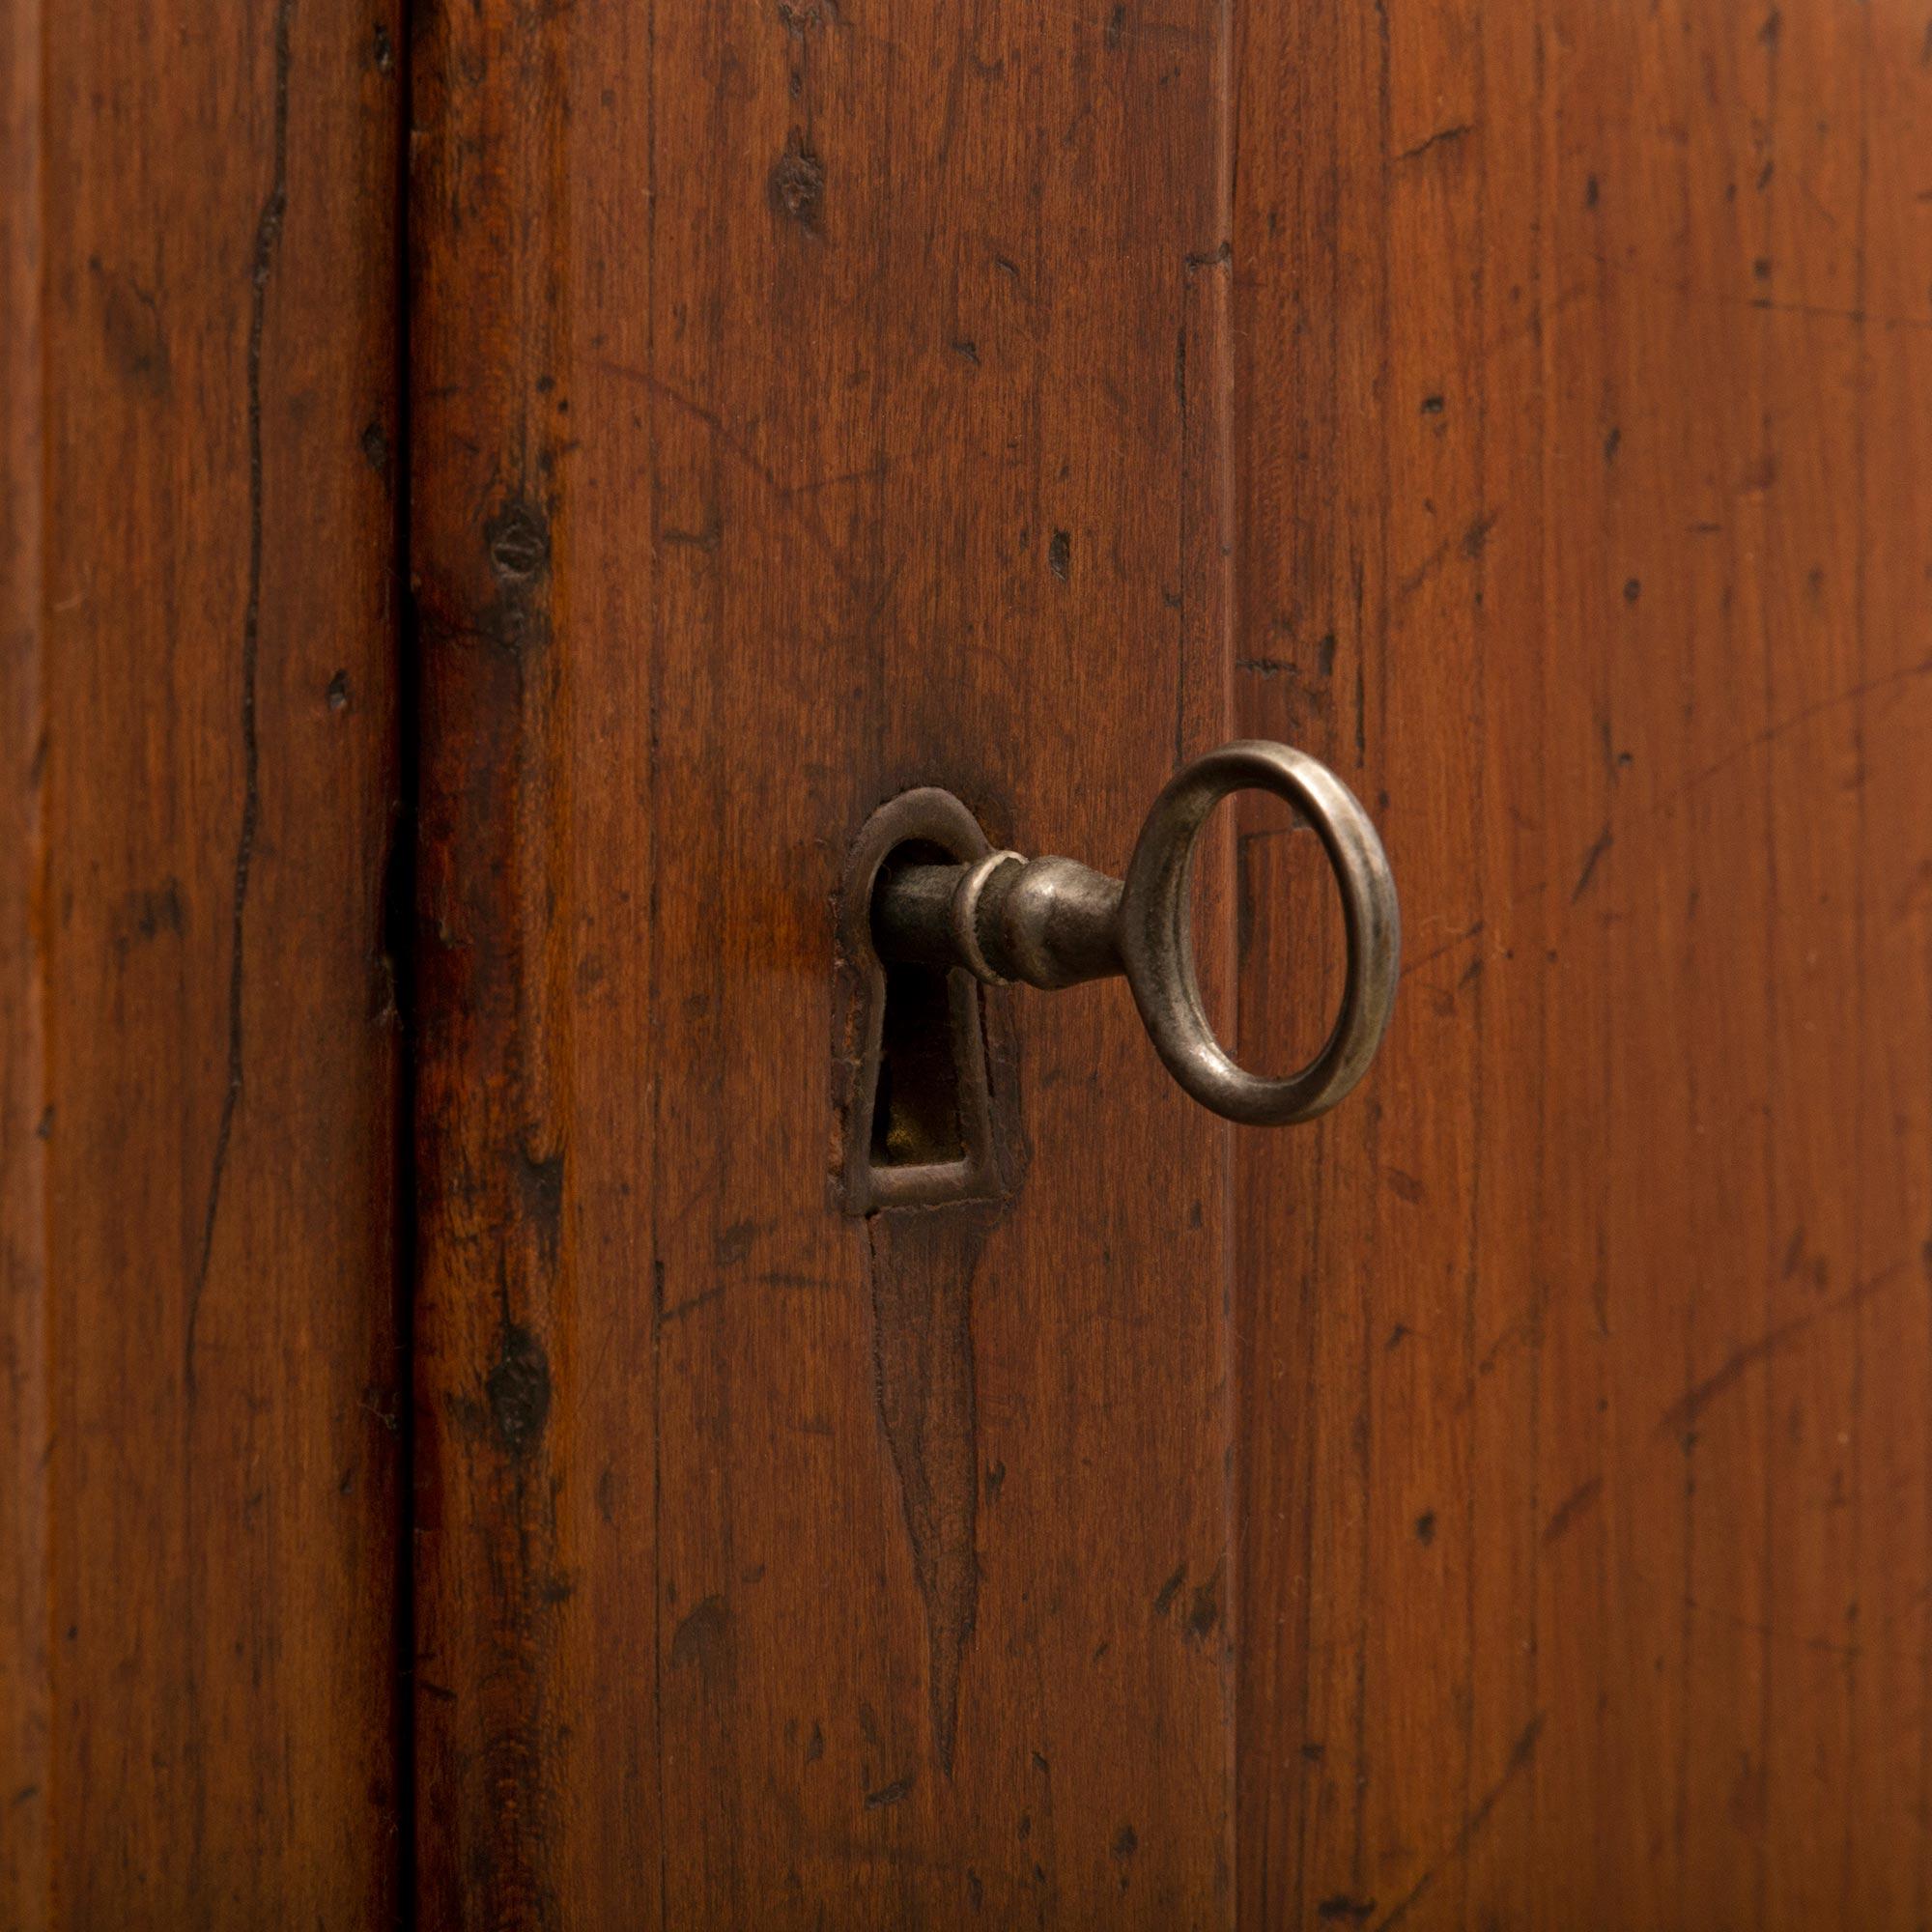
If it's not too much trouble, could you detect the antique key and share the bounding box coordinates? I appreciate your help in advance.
[861,740,1399,1134]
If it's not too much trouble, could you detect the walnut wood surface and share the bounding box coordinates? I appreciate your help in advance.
[409,0,1237,1920]
[1,0,406,1918]
[1233,4,1932,1925]
[8,0,1928,1923]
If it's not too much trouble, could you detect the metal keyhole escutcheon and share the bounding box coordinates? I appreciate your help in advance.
[867,740,1400,1128]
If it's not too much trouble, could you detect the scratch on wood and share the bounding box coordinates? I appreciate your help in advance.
[1570,826,1613,902]
[1657,1262,1907,1439]
[1543,1474,1604,1544]
[1372,1714,1545,1929]
[1658,654,1932,810]
[865,1206,996,1776]
[1397,510,1500,597]
[592,357,896,603]
[186,0,295,1398]
[1154,1563,1187,1617]
[1395,123,1475,163]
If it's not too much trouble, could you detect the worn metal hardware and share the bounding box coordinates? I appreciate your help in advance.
[835,786,1018,1214]
[871,740,1400,1126]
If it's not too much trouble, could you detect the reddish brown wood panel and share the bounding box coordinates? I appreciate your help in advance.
[0,0,48,1918]
[1,0,405,1919]
[411,0,1236,1920]
[1234,2,1932,1925]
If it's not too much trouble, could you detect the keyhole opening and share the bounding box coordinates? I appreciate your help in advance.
[868,841,969,1168]
[838,788,1013,1214]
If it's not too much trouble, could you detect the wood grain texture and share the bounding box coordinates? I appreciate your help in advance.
[2,0,406,1918]
[409,0,1236,1920]
[1,0,49,1918]
[1232,2,1932,1925]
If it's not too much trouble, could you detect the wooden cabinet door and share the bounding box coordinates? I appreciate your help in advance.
[406,2,1932,1922]
[8,0,1932,1925]
[4,0,405,1920]
[1232,7,1932,1923]
[408,0,1238,1919]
